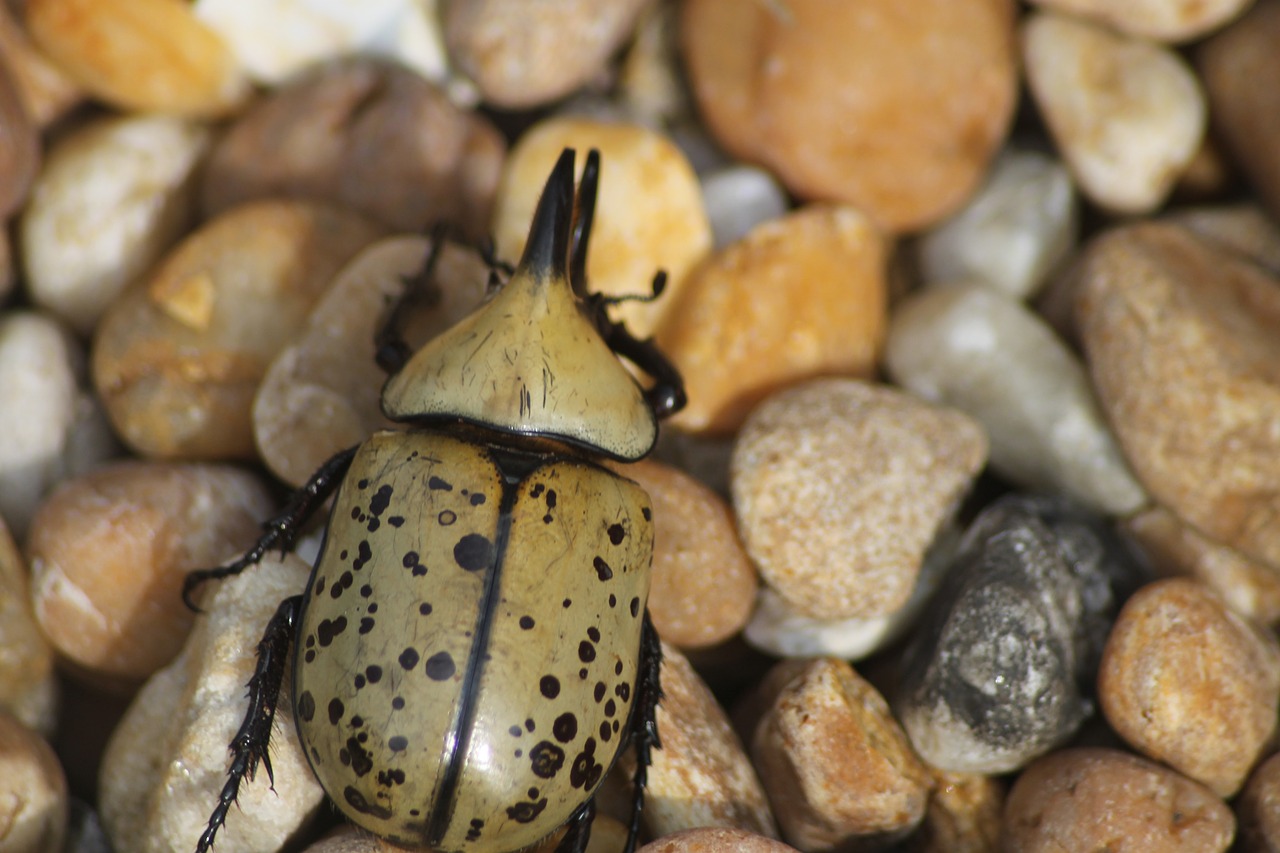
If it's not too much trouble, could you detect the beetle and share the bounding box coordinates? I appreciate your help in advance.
[184,147,686,853]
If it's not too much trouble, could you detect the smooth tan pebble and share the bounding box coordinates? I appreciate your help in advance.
[0,515,57,735]
[0,712,67,853]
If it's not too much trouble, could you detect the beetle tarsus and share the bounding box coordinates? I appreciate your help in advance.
[621,611,664,853]
[602,320,687,419]
[555,797,596,853]
[182,446,358,612]
[196,595,301,853]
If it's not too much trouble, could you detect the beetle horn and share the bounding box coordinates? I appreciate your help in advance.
[518,148,576,280]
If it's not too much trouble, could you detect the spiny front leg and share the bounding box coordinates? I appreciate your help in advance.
[196,594,302,853]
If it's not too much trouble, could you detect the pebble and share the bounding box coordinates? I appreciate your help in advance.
[617,2,688,129]
[917,147,1077,301]
[98,553,323,853]
[742,526,958,661]
[885,283,1147,516]
[638,827,799,853]
[1074,222,1280,571]
[1166,204,1280,276]
[193,0,449,86]
[0,311,116,539]
[1002,747,1235,852]
[1022,11,1205,214]
[254,235,488,486]
[0,229,11,306]
[1197,0,1280,221]
[26,460,274,685]
[895,494,1148,774]
[1025,0,1256,42]
[1125,505,1280,626]
[0,712,67,853]
[680,0,1017,232]
[1098,578,1280,797]
[0,52,38,220]
[700,166,790,250]
[1236,752,1280,852]
[0,515,57,736]
[750,657,932,849]
[25,0,250,117]
[612,460,756,649]
[92,200,385,460]
[491,116,710,342]
[0,2,81,127]
[732,378,986,620]
[908,769,1003,853]
[442,0,650,109]
[200,59,504,242]
[20,114,211,335]
[659,206,888,436]
[639,643,776,839]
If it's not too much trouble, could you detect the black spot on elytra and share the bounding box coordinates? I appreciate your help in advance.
[553,713,578,743]
[470,493,486,506]
[642,507,652,521]
[365,665,383,684]
[369,485,392,515]
[419,602,433,616]
[607,523,625,545]
[402,551,428,576]
[392,696,405,710]
[608,594,617,608]
[344,787,392,819]
[630,597,640,617]
[587,627,601,642]
[359,617,375,634]
[328,698,345,725]
[353,540,372,570]
[507,798,548,824]
[438,509,457,526]
[454,534,494,571]
[563,598,572,609]
[388,735,408,752]
[317,616,348,647]
[378,768,406,787]
[389,516,405,527]
[540,675,560,699]
[520,615,535,630]
[314,577,326,595]
[578,641,596,663]
[346,736,374,777]
[601,721,612,741]
[615,661,624,676]
[428,476,453,491]
[525,719,536,731]
[569,739,602,790]
[509,725,522,737]
[604,699,617,718]
[297,691,315,722]
[359,584,372,597]
[304,649,316,663]
[425,651,456,680]
[529,741,565,779]
[616,683,631,701]
[354,674,366,689]
[399,648,420,670]
[530,483,545,498]
[356,479,370,490]
[593,556,613,581]
[594,682,607,703]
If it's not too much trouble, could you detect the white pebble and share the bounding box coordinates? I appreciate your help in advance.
[20,115,211,334]
[1022,11,1205,214]
[701,165,790,249]
[918,148,1077,300]
[1025,0,1257,43]
[885,284,1147,515]
[193,0,450,87]
[0,312,116,539]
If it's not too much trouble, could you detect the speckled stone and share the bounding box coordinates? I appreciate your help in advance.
[1099,578,1280,797]
[732,379,986,620]
[1125,505,1280,626]
[906,768,1003,853]
[895,494,1148,774]
[751,658,931,850]
[1165,204,1280,276]
[917,147,1077,301]
[1074,222,1280,572]
[1198,0,1280,221]
[1023,11,1205,213]
[1002,748,1235,852]
[886,283,1147,515]
[99,553,323,853]
[639,643,776,839]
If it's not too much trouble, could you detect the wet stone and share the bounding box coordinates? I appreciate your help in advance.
[894,494,1148,774]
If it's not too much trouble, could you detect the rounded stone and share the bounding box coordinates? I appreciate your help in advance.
[0,47,38,219]
[700,165,790,250]
[1098,578,1280,797]
[638,827,800,853]
[0,712,67,853]
[1002,747,1235,852]
[732,378,986,620]
[659,206,888,436]
[491,116,711,342]
[886,283,1147,515]
[26,461,274,685]
[200,58,504,242]
[1237,752,1280,852]
[1026,0,1257,42]
[614,460,756,650]
[1074,222,1280,572]
[20,114,211,334]
[0,2,82,128]
[0,515,57,736]
[1023,11,1205,214]
[681,0,1017,232]
[750,658,931,849]
[92,200,385,460]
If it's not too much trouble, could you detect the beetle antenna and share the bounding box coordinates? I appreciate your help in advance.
[601,270,667,306]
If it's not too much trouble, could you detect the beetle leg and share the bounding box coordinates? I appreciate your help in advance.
[602,313,687,419]
[196,594,302,853]
[182,445,358,611]
[554,797,596,853]
[622,611,664,853]
[375,227,448,375]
